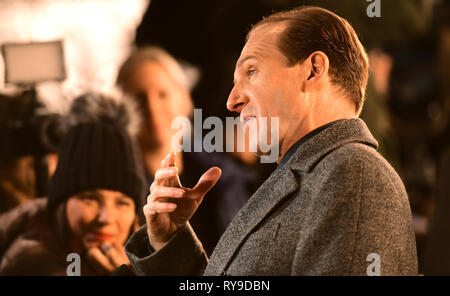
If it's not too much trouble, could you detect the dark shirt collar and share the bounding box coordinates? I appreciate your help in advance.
[277,119,344,169]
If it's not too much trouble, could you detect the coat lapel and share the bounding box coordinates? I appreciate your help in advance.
[205,166,299,275]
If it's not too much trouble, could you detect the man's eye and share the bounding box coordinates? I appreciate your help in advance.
[247,69,256,77]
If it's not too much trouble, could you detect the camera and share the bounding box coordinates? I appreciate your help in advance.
[0,40,66,199]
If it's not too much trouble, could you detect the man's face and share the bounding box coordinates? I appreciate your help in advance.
[227,23,308,157]
[126,61,192,150]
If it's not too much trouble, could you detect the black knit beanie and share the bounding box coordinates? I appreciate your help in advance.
[48,99,146,212]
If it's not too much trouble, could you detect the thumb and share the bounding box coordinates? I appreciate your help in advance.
[192,167,222,197]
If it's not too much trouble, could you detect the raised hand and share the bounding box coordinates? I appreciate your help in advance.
[143,152,222,250]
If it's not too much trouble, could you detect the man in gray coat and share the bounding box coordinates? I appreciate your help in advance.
[124,6,418,276]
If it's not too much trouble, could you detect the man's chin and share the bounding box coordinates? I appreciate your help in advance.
[245,134,280,164]
[247,136,274,155]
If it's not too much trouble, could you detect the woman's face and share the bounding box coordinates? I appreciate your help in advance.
[66,189,136,251]
[126,61,193,151]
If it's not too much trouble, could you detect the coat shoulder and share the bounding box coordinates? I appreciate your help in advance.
[320,142,406,195]
[297,142,417,275]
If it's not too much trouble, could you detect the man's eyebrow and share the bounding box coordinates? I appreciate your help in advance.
[236,55,258,68]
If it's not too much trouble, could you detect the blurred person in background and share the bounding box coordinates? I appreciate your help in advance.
[0,93,146,275]
[0,91,62,214]
[117,47,256,255]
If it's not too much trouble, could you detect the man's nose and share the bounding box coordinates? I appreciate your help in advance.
[226,84,248,113]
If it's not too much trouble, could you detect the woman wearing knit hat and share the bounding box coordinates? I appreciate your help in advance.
[0,92,146,275]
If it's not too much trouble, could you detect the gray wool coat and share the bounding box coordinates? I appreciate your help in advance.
[125,118,418,276]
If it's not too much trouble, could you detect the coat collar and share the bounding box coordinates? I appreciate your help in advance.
[286,118,378,172]
[206,118,378,275]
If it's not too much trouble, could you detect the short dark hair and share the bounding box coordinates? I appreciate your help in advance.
[249,6,369,114]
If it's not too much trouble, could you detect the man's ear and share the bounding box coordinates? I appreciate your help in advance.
[303,51,329,92]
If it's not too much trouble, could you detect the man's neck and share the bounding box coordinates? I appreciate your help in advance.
[277,110,356,163]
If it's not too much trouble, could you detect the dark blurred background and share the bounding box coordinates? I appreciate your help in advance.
[1,0,449,274]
